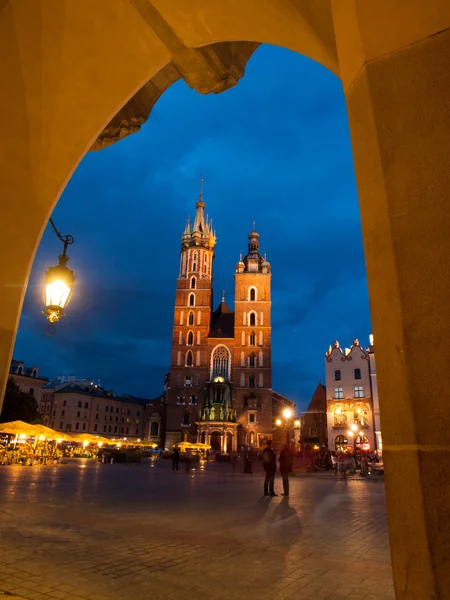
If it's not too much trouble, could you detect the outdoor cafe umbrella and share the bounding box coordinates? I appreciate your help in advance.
[69,433,112,445]
[32,424,66,440]
[0,420,41,437]
[192,442,211,450]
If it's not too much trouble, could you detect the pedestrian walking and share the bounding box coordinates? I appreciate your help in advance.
[262,440,277,496]
[278,444,293,496]
[360,452,368,477]
[331,451,338,476]
[172,446,180,472]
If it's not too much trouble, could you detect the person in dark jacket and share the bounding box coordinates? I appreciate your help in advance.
[279,444,293,496]
[262,440,277,496]
[172,446,180,472]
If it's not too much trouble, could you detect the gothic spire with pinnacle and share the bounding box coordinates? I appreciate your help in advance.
[181,175,216,251]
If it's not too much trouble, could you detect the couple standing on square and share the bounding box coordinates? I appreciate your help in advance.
[262,440,293,496]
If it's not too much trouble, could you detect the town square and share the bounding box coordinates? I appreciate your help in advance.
[0,459,393,600]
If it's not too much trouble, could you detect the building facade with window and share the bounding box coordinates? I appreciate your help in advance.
[325,339,376,454]
[301,382,327,447]
[39,379,165,445]
[165,188,290,452]
[9,360,49,403]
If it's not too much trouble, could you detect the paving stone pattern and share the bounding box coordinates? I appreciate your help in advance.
[0,460,395,600]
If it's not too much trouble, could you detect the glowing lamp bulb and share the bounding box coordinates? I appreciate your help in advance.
[43,254,75,324]
[275,419,282,426]
[283,408,292,419]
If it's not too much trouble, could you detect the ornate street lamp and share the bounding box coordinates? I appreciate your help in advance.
[43,218,75,334]
[275,408,299,448]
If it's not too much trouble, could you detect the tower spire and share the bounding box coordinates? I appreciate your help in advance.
[181,175,216,251]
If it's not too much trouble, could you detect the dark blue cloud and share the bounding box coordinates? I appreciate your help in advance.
[13,44,371,410]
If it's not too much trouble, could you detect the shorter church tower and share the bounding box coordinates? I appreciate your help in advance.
[233,227,273,448]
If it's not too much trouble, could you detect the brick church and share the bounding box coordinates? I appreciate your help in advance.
[165,184,294,452]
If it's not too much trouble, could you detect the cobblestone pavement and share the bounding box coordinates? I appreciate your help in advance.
[0,459,394,600]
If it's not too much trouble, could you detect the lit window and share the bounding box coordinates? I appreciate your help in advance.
[211,345,231,381]
[185,376,192,386]
[334,410,347,427]
[354,385,364,398]
[335,435,348,452]
[335,370,341,381]
[354,408,369,426]
[354,368,361,380]
[334,387,343,399]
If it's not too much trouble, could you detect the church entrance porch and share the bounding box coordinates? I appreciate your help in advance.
[196,421,239,455]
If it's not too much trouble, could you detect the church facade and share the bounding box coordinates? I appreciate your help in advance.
[165,187,288,452]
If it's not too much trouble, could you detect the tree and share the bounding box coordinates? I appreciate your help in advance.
[0,377,41,423]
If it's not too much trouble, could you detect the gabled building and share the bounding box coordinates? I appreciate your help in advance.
[301,382,327,447]
[325,339,376,453]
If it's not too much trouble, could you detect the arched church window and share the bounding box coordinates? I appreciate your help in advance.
[211,345,231,381]
[188,311,194,326]
[249,353,256,368]
[249,312,256,326]
[189,293,195,307]
[249,332,256,346]
[186,351,193,366]
[192,252,198,272]
[187,331,194,346]
[191,277,196,289]
[249,287,257,301]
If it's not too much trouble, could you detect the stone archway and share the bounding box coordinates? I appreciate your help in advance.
[0,2,449,598]
[209,431,221,453]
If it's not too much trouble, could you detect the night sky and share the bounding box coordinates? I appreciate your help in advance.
[13,45,371,411]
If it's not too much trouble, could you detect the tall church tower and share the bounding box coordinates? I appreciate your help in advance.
[233,227,273,447]
[165,182,216,449]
